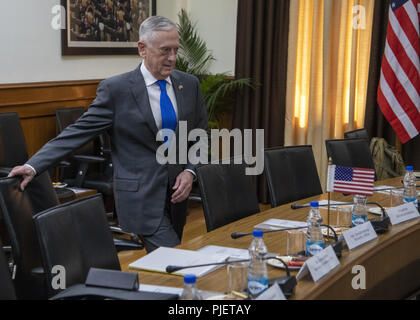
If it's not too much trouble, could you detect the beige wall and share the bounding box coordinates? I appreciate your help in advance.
[0,0,237,84]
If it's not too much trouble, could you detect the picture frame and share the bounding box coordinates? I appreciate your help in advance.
[61,0,156,55]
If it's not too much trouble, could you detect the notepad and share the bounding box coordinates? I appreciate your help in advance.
[197,245,249,260]
[128,247,230,278]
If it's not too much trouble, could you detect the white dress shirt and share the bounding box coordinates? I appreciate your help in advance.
[140,63,178,130]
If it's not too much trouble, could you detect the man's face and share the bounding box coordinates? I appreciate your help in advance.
[138,29,179,80]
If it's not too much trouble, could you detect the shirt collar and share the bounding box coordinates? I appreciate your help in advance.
[140,62,172,87]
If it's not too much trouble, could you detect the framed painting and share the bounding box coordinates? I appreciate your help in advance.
[61,0,156,55]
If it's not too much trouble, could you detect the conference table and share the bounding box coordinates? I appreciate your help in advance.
[118,177,420,300]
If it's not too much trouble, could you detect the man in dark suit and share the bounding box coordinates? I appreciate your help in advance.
[9,16,208,253]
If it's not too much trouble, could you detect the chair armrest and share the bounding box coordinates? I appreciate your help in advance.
[113,239,144,252]
[72,155,106,163]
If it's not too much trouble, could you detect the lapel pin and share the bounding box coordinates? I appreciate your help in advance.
[178,84,184,90]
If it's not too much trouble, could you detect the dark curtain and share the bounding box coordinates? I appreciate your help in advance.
[233,0,290,203]
[364,0,420,167]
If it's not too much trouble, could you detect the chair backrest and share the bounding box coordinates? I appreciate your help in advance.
[33,194,120,296]
[197,162,260,232]
[325,138,376,178]
[344,128,369,140]
[0,177,47,299]
[264,146,323,208]
[0,238,16,300]
[55,107,94,155]
[0,112,28,167]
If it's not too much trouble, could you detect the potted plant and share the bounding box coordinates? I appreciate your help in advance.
[176,9,253,129]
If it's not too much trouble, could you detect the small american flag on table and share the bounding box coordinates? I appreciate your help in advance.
[326,165,375,196]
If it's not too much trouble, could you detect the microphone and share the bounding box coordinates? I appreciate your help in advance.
[166,256,297,297]
[366,202,390,234]
[291,201,390,234]
[291,202,353,209]
[231,225,343,258]
[165,258,250,274]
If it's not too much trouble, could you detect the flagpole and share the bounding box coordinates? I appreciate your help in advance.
[327,157,333,242]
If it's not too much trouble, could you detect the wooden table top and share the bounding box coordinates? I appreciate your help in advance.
[119,177,420,299]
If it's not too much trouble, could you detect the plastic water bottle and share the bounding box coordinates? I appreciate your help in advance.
[305,201,324,256]
[179,274,202,300]
[351,195,368,226]
[403,166,418,208]
[247,230,268,299]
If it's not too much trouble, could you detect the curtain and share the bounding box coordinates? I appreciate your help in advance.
[285,0,375,189]
[233,0,291,202]
[364,0,420,168]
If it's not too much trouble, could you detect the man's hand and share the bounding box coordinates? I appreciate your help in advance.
[171,171,194,204]
[8,165,36,191]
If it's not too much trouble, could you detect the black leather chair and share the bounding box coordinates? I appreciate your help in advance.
[264,146,323,208]
[0,112,75,204]
[197,162,260,232]
[1,219,170,300]
[0,177,48,299]
[0,173,143,297]
[33,194,120,297]
[325,138,377,179]
[55,107,113,198]
[344,128,369,140]
[0,238,16,300]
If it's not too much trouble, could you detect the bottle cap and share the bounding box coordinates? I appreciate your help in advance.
[406,166,414,171]
[310,201,319,208]
[252,229,264,238]
[184,274,196,284]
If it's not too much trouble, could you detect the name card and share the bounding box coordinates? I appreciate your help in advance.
[342,221,377,250]
[297,246,340,283]
[386,202,420,226]
[256,282,286,300]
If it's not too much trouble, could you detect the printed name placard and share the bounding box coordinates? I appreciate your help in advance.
[342,221,377,250]
[386,202,420,226]
[300,245,340,283]
[256,282,286,300]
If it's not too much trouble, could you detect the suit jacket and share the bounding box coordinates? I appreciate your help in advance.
[27,64,208,235]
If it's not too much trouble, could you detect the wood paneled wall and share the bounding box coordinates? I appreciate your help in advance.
[0,79,234,160]
[0,80,101,157]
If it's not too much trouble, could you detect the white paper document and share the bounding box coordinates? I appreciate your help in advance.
[139,284,183,296]
[374,185,420,196]
[386,202,420,225]
[317,200,351,206]
[128,247,230,278]
[254,219,308,230]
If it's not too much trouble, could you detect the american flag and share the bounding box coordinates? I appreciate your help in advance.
[326,165,375,196]
[377,0,420,144]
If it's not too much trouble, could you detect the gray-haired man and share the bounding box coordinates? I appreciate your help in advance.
[9,16,208,253]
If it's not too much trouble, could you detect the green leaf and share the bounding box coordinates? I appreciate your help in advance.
[176,9,254,129]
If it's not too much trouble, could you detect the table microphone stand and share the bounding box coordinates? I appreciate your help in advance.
[231,224,343,258]
[165,256,297,298]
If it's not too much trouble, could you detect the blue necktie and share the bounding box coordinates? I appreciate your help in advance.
[157,80,177,145]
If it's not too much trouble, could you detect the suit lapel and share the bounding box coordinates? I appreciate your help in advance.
[130,65,159,136]
[171,72,187,127]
